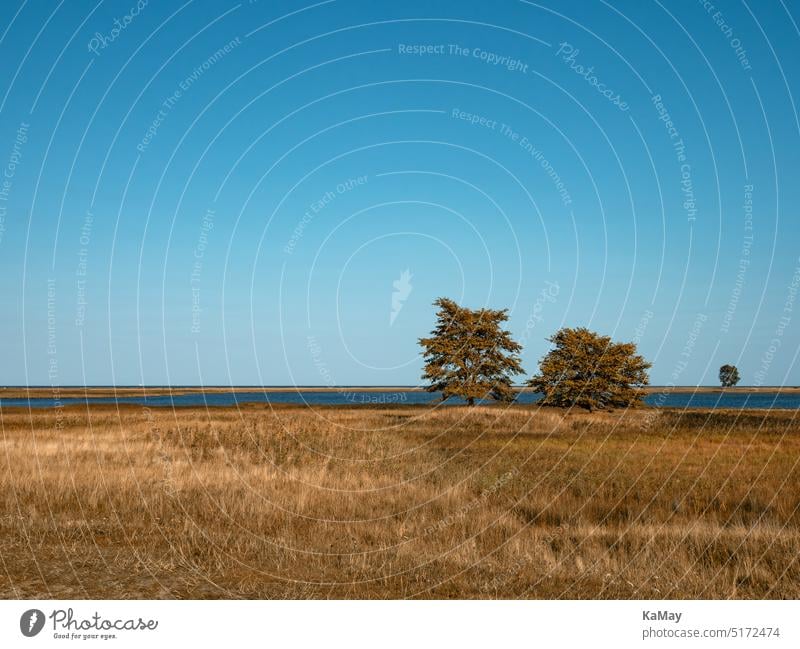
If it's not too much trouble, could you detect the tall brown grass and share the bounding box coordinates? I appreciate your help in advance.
[1,404,798,598]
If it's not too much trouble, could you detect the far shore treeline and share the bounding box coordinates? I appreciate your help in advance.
[418,297,739,410]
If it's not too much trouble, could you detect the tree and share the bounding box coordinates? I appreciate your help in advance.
[418,297,524,405]
[719,364,740,388]
[528,327,651,410]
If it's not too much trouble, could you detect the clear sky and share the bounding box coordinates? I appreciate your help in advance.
[0,0,798,386]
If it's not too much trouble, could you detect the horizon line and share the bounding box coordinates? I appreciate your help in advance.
[1,385,795,390]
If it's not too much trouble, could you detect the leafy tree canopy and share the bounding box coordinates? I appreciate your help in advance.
[419,297,524,405]
[528,327,651,410]
[719,364,740,388]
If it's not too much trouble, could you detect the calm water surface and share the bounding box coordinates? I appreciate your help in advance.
[1,390,799,409]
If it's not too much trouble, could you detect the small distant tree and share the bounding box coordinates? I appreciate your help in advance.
[719,364,740,388]
[528,327,651,410]
[418,297,524,405]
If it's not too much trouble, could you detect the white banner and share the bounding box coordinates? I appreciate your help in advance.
[0,600,796,648]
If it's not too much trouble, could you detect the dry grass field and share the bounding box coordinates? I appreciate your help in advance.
[1,404,798,599]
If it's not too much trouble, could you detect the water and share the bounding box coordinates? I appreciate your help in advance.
[0,389,798,409]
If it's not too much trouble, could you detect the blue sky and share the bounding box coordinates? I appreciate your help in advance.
[0,0,798,386]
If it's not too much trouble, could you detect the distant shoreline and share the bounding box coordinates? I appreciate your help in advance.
[1,385,798,399]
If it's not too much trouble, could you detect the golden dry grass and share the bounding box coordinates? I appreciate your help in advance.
[1,404,798,599]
